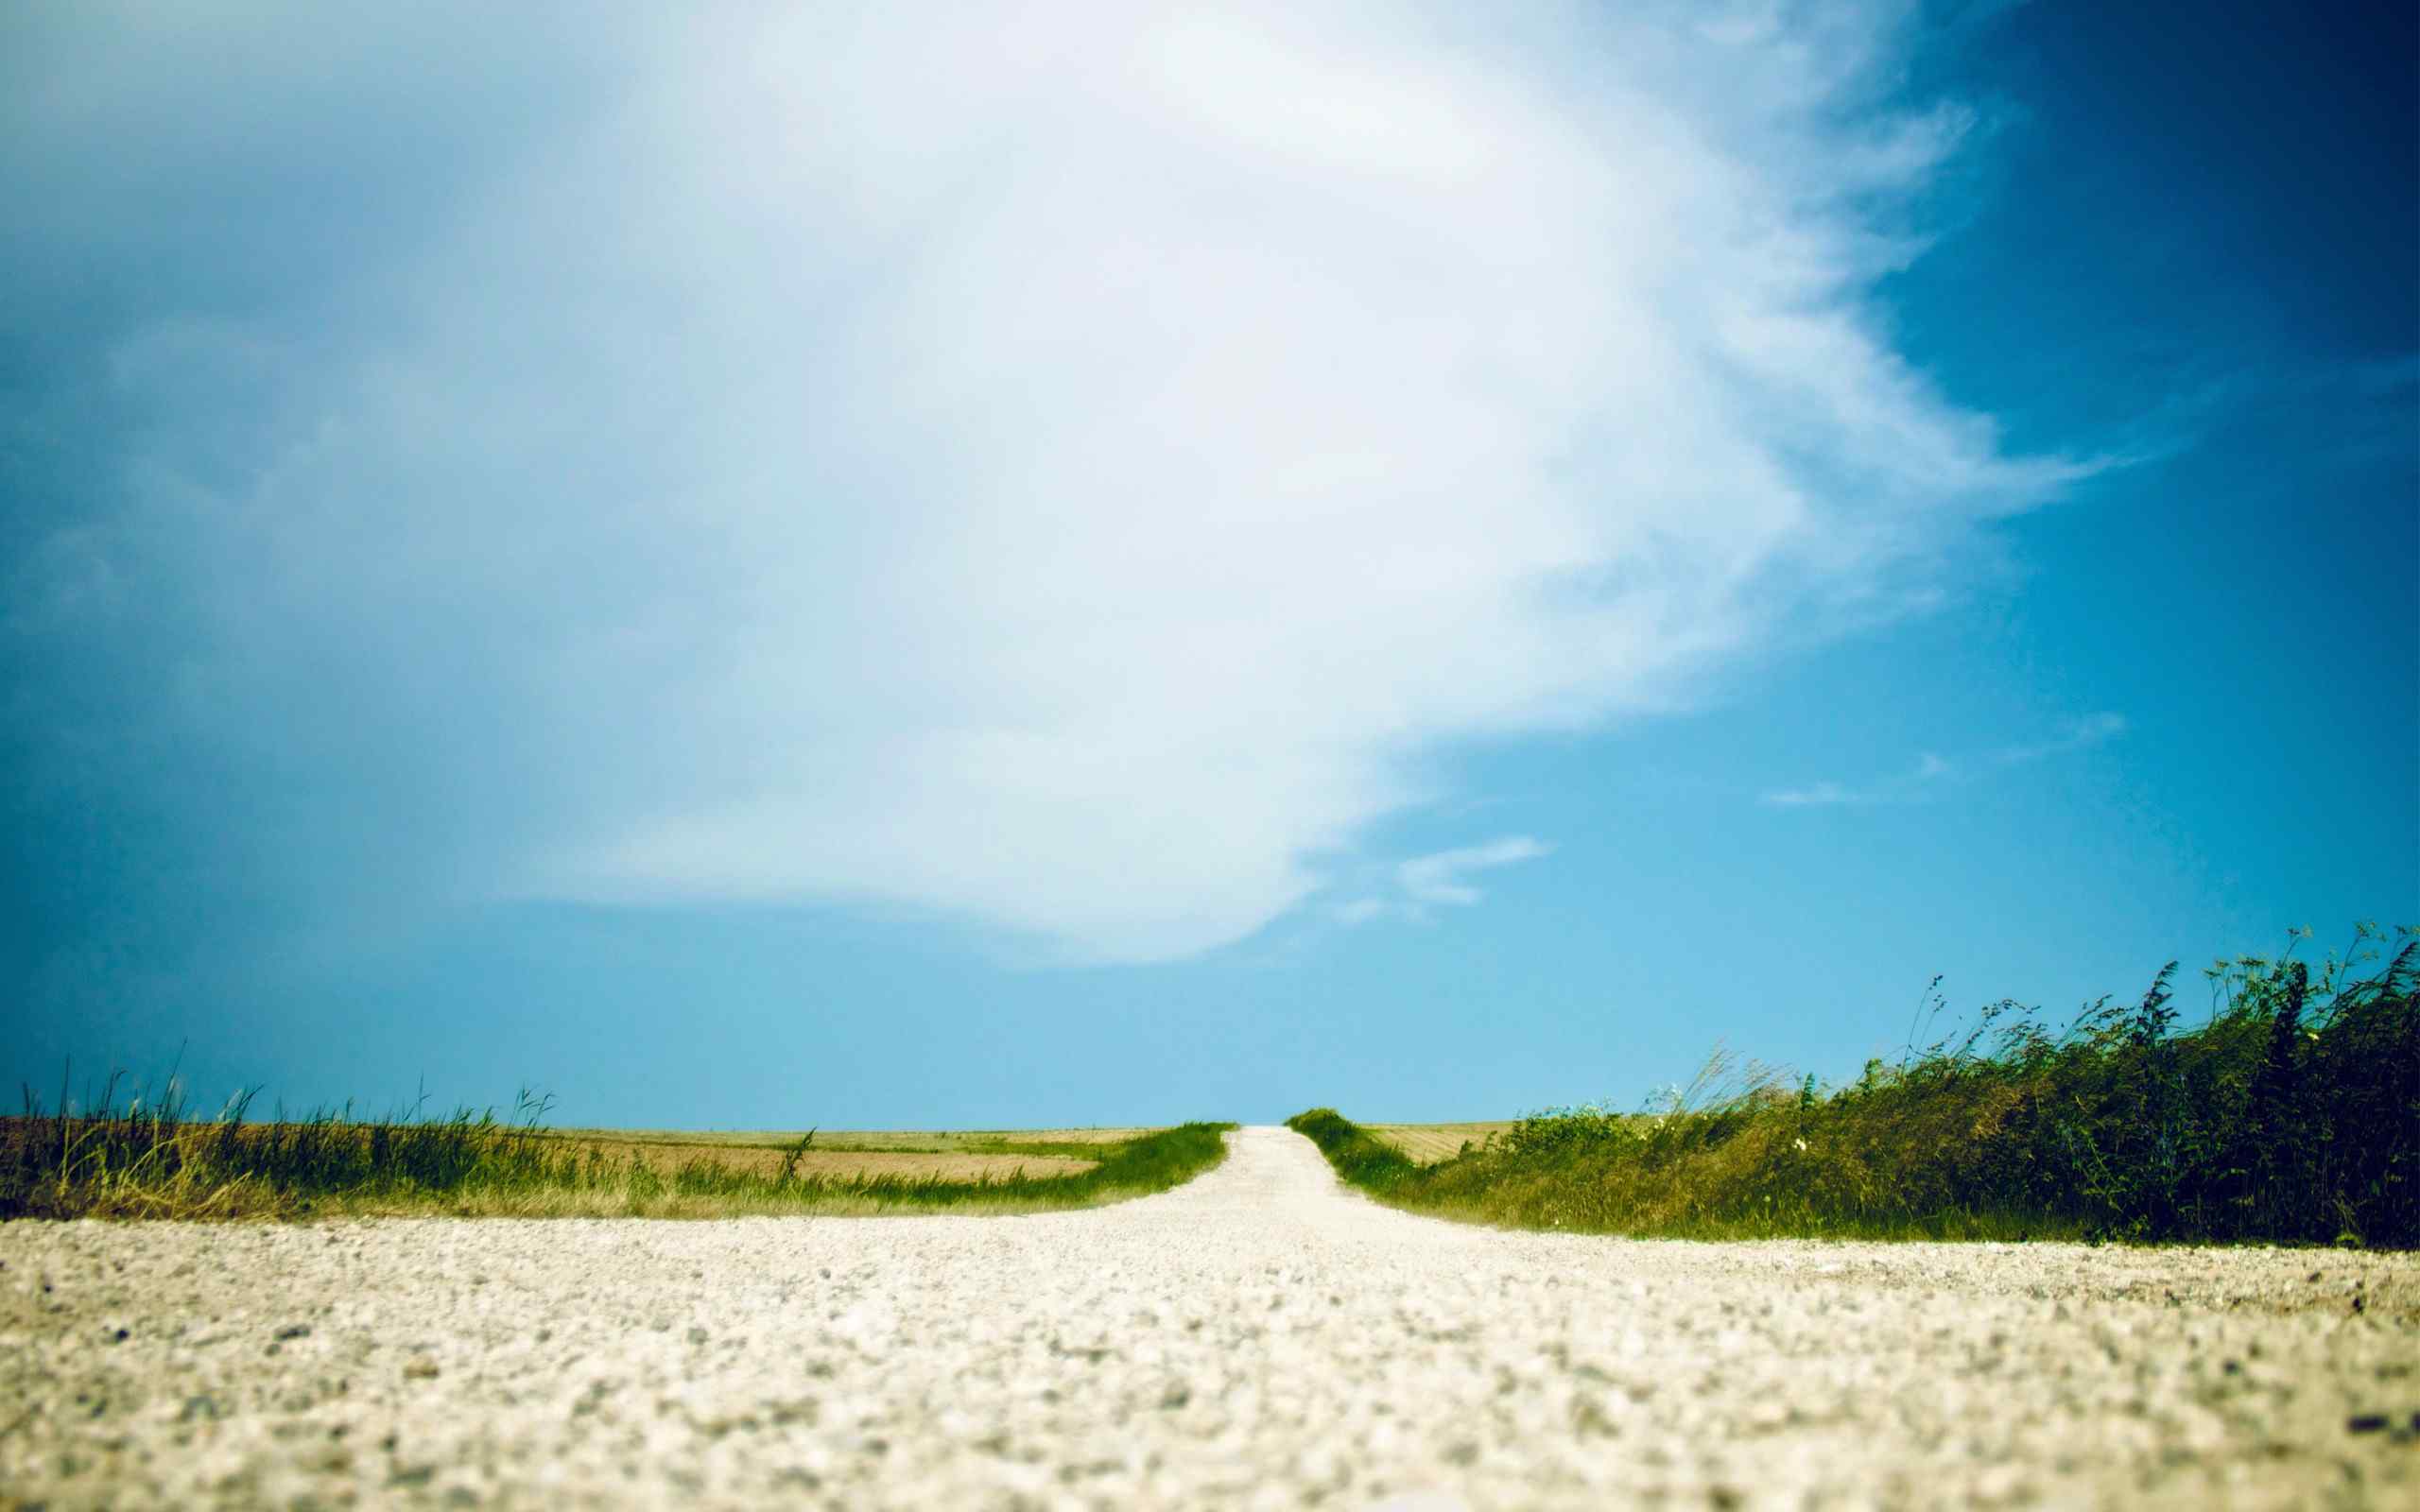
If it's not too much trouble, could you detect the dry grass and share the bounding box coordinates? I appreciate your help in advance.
[544,1126,1149,1154]
[558,1139,1096,1182]
[1365,1124,1519,1165]
[971,1127,1159,1145]
[3,1099,1217,1221]
[333,1186,1141,1220]
[0,1123,1091,1184]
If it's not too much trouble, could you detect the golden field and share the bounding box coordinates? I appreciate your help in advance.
[1364,1123,1518,1165]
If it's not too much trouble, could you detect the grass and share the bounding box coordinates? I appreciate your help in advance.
[535,1125,1160,1165]
[0,1077,1233,1220]
[544,1125,1160,1148]
[523,1137,1103,1185]
[1295,924,2420,1247]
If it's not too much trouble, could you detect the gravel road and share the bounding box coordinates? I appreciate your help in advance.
[5,1125,2414,1509]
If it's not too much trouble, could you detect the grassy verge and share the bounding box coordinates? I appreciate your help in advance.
[0,1082,1234,1220]
[1295,925,2418,1246]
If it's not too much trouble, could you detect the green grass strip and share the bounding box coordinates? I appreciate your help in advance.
[1294,926,2418,1248]
[1,1090,1235,1221]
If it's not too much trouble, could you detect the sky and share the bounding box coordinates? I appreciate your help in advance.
[5,0,2413,1129]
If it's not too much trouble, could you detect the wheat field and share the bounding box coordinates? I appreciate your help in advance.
[1364,1123,1517,1165]
[531,1126,1154,1181]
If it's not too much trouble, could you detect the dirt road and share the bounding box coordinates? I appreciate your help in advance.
[4,1125,2412,1508]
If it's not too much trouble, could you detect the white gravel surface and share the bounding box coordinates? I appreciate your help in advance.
[4,1125,2415,1509]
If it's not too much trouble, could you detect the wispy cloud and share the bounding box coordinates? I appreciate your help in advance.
[6,2,2083,963]
[1397,836,1554,907]
[1988,712,2128,768]
[1762,781,1879,810]
[1763,713,2127,808]
[1338,835,1553,923]
[1332,898,1392,927]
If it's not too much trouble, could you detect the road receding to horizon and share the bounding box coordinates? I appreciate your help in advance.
[4,1126,2413,1508]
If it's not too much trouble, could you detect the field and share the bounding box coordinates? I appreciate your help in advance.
[0,1099,1229,1220]
[548,1125,1150,1152]
[528,1126,1156,1181]
[530,1136,1098,1184]
[1364,1123,1518,1164]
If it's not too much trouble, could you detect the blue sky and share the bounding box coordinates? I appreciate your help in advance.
[5,0,2412,1128]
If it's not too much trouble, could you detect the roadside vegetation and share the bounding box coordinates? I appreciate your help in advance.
[1297,925,2418,1247]
[0,1080,1233,1220]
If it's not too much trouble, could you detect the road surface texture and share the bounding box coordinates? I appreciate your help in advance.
[4,1126,2414,1509]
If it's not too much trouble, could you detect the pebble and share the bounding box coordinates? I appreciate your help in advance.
[1,1127,2413,1508]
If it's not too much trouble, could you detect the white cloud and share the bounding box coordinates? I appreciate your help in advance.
[13,1,2083,962]
[1762,781,1870,810]
[1764,713,2126,808]
[1396,836,1555,907]
[1991,712,2128,766]
[1333,834,1553,922]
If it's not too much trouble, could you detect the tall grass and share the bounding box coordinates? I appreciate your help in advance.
[1295,924,2419,1246]
[1,1071,1232,1220]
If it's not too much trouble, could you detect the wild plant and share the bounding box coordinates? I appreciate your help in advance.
[1298,923,2418,1247]
[4,1057,1231,1220]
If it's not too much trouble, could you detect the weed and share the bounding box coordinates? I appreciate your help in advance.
[0,1068,1232,1222]
[1295,924,2418,1247]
